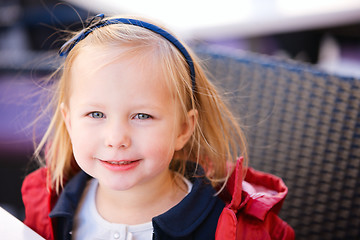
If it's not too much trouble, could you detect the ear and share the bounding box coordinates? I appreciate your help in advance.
[60,102,72,135]
[175,109,198,151]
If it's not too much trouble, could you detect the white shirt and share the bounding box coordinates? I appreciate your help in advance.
[73,175,192,240]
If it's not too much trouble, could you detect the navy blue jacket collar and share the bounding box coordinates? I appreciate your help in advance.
[50,163,225,239]
[49,171,90,219]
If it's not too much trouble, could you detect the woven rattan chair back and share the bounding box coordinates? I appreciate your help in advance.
[195,46,360,240]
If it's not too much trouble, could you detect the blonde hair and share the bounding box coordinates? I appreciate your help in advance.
[34,16,248,192]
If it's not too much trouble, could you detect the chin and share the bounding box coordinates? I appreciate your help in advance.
[100,178,139,192]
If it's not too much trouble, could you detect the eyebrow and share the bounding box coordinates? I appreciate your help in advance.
[77,102,165,111]
[75,102,106,109]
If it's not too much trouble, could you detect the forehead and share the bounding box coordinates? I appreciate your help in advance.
[71,44,157,77]
[68,45,175,104]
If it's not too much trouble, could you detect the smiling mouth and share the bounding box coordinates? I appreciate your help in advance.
[104,160,136,165]
[99,159,140,165]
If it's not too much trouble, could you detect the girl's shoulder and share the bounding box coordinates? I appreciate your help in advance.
[216,157,295,239]
[21,168,55,240]
[220,157,289,213]
[22,168,50,205]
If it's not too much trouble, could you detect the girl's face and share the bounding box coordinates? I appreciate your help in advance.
[61,46,195,192]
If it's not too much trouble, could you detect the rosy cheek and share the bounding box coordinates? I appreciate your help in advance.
[152,145,176,162]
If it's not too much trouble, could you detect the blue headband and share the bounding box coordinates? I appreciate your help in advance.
[59,14,196,93]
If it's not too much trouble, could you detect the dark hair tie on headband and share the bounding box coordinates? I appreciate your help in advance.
[59,14,197,93]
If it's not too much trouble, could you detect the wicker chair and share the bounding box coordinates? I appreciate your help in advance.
[195,46,360,240]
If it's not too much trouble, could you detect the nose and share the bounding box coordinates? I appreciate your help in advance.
[104,120,131,149]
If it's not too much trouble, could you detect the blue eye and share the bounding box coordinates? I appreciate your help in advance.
[134,113,151,120]
[89,112,104,118]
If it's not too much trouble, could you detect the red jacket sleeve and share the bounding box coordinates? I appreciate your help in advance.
[21,168,55,240]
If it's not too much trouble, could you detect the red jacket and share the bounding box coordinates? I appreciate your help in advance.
[215,159,295,239]
[22,158,294,239]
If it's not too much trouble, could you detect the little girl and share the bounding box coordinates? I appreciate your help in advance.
[21,14,294,240]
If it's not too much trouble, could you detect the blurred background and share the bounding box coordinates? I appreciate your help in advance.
[0,0,360,221]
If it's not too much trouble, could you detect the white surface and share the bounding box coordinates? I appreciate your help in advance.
[0,207,45,240]
[66,0,360,39]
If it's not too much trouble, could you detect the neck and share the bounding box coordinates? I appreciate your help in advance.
[95,170,187,225]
